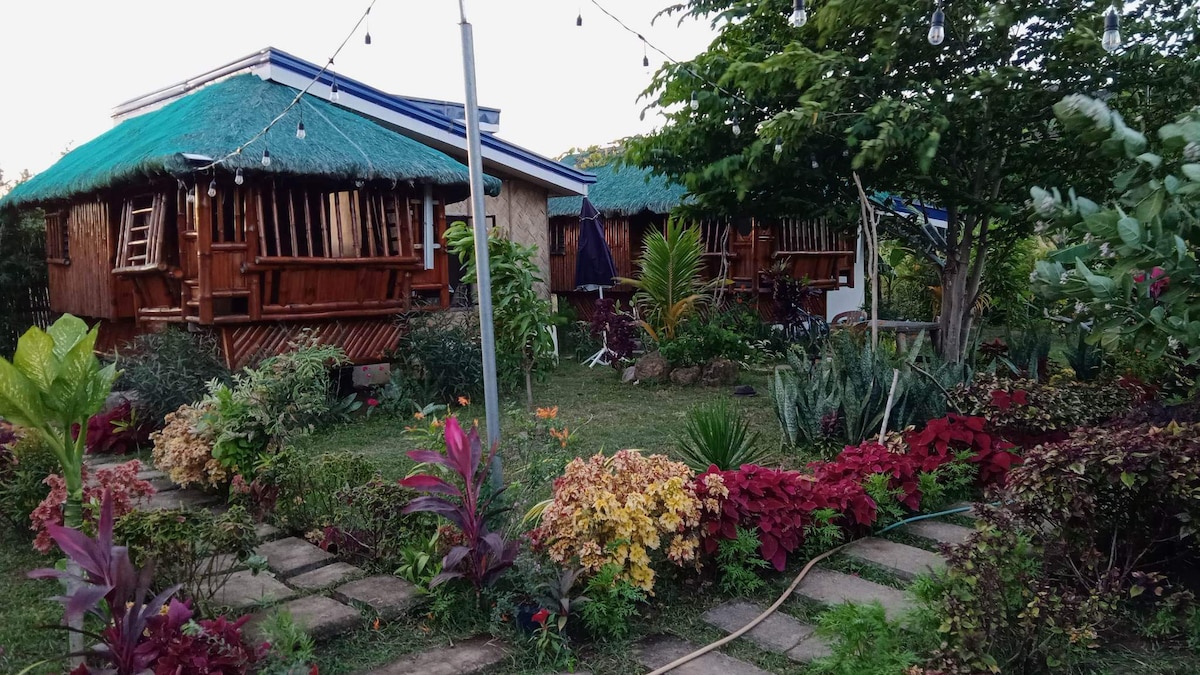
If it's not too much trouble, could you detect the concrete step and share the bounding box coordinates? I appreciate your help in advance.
[361,637,507,675]
[902,519,975,546]
[141,489,220,511]
[255,536,335,578]
[335,576,420,620]
[636,635,773,675]
[208,569,297,610]
[249,595,361,641]
[793,568,913,621]
[842,537,945,582]
[701,600,832,663]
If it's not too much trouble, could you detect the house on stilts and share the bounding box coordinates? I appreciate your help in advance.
[0,48,594,368]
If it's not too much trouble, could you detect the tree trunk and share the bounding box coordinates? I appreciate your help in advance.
[524,366,534,410]
[63,434,86,664]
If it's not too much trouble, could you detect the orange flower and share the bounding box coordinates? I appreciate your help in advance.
[536,406,559,420]
[413,411,426,420]
[372,618,380,631]
[431,419,443,429]
[549,426,570,448]
[458,396,470,406]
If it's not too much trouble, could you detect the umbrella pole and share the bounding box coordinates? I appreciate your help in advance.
[585,286,611,368]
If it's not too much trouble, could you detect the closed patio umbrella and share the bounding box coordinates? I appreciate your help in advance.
[574,198,618,366]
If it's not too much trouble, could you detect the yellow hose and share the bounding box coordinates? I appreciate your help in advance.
[644,542,850,675]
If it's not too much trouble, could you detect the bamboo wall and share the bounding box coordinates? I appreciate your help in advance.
[447,178,551,297]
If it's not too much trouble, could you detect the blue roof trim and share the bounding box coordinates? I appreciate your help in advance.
[267,50,594,187]
[882,194,948,222]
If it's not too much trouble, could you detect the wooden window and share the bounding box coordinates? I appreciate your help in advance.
[257,182,417,260]
[115,194,169,271]
[549,219,567,255]
[45,210,69,262]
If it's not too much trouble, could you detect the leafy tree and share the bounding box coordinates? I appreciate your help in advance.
[445,221,556,407]
[629,0,1199,361]
[1033,95,1200,366]
[0,167,48,357]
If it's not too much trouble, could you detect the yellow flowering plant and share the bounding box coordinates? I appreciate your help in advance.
[530,450,725,593]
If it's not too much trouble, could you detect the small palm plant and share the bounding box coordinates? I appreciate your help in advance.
[677,400,770,472]
[618,219,713,342]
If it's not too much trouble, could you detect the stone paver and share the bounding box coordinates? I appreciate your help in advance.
[201,553,244,576]
[254,522,282,541]
[701,600,832,664]
[844,537,945,582]
[636,635,773,675]
[363,636,507,675]
[794,568,913,621]
[903,519,975,546]
[142,489,220,511]
[291,562,364,591]
[251,595,360,640]
[256,537,335,577]
[209,569,296,609]
[335,576,419,619]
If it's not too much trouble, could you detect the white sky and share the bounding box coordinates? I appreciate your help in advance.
[0,0,716,179]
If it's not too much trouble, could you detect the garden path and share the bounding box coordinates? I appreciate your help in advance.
[638,508,977,673]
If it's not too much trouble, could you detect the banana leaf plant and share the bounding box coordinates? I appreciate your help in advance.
[616,219,718,342]
[400,417,517,595]
[0,315,117,528]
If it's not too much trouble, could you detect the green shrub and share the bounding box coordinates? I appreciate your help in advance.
[0,431,58,531]
[114,328,230,426]
[394,313,484,405]
[715,526,770,596]
[658,320,748,368]
[810,602,926,675]
[254,609,316,675]
[256,451,376,533]
[949,373,1133,443]
[115,506,257,616]
[676,400,769,472]
[579,563,645,641]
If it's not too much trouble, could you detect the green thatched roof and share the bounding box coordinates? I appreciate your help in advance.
[1,74,500,210]
[547,154,689,218]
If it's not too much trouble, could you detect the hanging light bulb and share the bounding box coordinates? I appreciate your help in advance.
[234,168,244,186]
[186,186,195,204]
[296,120,306,140]
[1102,5,1121,52]
[789,0,808,28]
[928,5,946,46]
[330,77,340,102]
[811,156,820,169]
[690,92,700,110]
[364,7,372,44]
[262,148,272,167]
[355,179,365,188]
[576,12,583,26]
[732,118,741,136]
[364,31,372,45]
[775,138,784,155]
[207,179,217,198]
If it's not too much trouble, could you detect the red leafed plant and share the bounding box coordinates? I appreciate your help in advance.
[811,441,926,510]
[905,414,1019,485]
[695,465,875,571]
[400,417,518,593]
[30,460,155,553]
[82,400,153,455]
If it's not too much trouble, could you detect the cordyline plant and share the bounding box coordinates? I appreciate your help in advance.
[400,417,517,594]
[0,315,117,530]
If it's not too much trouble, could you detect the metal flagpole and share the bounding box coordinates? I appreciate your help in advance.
[458,0,503,485]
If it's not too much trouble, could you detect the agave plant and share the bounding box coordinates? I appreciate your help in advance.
[677,400,770,472]
[617,220,715,342]
[400,417,518,594]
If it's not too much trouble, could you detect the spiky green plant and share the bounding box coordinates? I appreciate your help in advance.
[677,400,769,472]
[617,219,713,342]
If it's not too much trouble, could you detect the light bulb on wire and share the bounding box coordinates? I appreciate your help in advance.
[732,119,741,136]
[789,0,808,28]
[576,12,582,26]
[928,5,945,46]
[364,7,372,44]
[207,179,217,198]
[296,120,306,140]
[1102,5,1120,52]
[234,168,244,186]
[330,77,340,102]
[262,148,272,167]
[775,138,784,155]
[186,187,195,204]
[690,92,700,111]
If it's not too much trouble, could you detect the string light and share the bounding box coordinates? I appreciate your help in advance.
[330,76,341,102]
[642,37,650,68]
[234,168,244,185]
[207,179,217,198]
[731,118,741,136]
[928,4,946,46]
[1102,5,1120,52]
[186,185,195,204]
[364,6,372,44]
[296,119,307,139]
[774,138,784,155]
[690,92,700,110]
[789,0,808,28]
[192,0,376,175]
[577,11,583,26]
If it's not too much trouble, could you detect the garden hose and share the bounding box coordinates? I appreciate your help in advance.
[643,504,982,674]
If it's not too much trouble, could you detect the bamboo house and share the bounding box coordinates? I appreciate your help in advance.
[0,49,593,368]
[548,155,861,320]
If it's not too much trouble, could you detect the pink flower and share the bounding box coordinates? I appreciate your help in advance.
[532,608,551,626]
[367,398,379,407]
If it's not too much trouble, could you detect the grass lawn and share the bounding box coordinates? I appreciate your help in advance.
[292,359,786,481]
[0,530,63,674]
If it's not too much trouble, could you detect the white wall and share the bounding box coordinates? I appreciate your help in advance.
[825,234,865,321]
